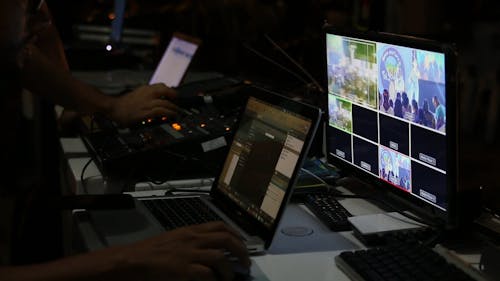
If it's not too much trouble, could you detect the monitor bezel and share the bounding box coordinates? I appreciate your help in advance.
[323,25,459,227]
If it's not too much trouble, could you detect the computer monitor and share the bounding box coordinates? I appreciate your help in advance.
[323,26,458,226]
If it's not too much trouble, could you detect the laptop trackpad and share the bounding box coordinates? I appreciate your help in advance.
[89,207,164,247]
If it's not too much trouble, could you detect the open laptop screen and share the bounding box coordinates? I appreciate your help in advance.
[149,33,200,87]
[216,96,313,228]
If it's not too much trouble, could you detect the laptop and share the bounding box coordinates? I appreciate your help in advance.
[87,86,322,253]
[149,32,202,87]
[149,32,244,97]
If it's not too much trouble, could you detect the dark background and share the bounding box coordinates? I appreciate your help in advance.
[45,0,500,212]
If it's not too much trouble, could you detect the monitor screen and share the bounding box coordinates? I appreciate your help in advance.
[324,27,457,223]
[217,96,313,228]
[149,33,200,87]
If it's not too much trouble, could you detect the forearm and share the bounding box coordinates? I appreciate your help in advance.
[34,2,69,71]
[20,45,116,117]
[0,246,140,281]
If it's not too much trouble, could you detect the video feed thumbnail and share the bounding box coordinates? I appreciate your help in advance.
[326,126,352,162]
[411,161,447,210]
[326,34,377,108]
[379,146,412,192]
[377,45,446,132]
[352,104,378,142]
[353,137,378,175]
[411,124,446,171]
[379,114,409,155]
[414,80,446,132]
[328,94,353,133]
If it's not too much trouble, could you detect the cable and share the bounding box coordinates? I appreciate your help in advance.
[264,34,325,93]
[80,158,93,194]
[242,42,311,86]
[300,167,329,185]
[300,167,372,198]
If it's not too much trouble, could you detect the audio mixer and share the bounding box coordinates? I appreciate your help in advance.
[80,82,249,183]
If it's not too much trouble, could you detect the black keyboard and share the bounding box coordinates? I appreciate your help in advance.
[303,193,353,231]
[336,241,477,281]
[142,197,223,230]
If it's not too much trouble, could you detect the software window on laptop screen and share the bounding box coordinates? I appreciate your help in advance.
[218,96,313,228]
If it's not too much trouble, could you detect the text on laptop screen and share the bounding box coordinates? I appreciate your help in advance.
[326,33,449,211]
[217,96,312,228]
[149,36,199,87]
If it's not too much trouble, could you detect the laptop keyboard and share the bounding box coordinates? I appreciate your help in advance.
[142,197,224,230]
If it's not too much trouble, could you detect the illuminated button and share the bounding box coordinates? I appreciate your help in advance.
[172,123,182,131]
[160,124,183,139]
[147,118,153,123]
[200,123,206,128]
[225,127,230,131]
[141,121,146,125]
[161,116,168,121]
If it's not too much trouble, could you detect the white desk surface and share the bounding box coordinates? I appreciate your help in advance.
[253,251,349,281]
[61,137,485,281]
[61,138,369,280]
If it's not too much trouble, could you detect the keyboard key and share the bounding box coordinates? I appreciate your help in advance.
[143,197,223,230]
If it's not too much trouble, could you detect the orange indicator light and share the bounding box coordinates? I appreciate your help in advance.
[172,123,182,131]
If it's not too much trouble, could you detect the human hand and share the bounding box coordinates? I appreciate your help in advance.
[108,83,178,127]
[119,221,251,281]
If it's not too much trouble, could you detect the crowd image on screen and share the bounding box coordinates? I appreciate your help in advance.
[328,95,353,133]
[326,33,449,211]
[326,35,378,109]
[379,147,412,191]
[377,46,446,133]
